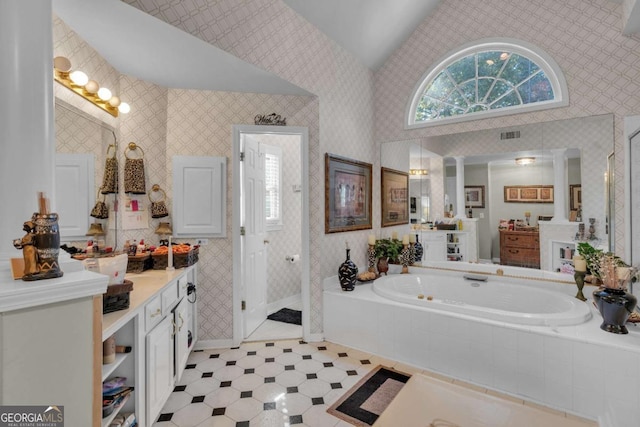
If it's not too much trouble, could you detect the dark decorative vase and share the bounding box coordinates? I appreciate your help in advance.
[377,257,389,276]
[338,249,358,291]
[30,213,64,281]
[593,287,637,334]
[413,234,423,263]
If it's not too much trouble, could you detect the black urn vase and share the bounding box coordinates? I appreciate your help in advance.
[593,287,638,334]
[413,234,423,263]
[338,249,358,291]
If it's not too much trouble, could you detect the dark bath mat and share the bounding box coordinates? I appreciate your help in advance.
[267,308,302,325]
[327,365,411,426]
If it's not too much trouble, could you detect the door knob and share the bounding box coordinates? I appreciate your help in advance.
[264,240,270,244]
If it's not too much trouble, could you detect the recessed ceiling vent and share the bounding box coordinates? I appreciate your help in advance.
[500,130,521,140]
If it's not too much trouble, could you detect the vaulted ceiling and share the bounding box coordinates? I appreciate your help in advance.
[53,0,640,94]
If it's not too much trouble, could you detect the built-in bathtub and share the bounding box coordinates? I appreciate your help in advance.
[372,272,592,326]
[323,264,640,426]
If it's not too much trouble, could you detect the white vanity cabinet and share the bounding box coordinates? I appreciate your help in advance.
[146,314,175,423]
[101,265,198,427]
[421,232,447,262]
[419,231,468,262]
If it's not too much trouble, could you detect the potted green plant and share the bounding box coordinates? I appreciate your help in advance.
[374,238,403,262]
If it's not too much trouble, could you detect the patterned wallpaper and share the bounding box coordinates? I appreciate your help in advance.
[54,0,639,342]
[124,0,378,337]
[375,0,640,260]
[165,89,318,339]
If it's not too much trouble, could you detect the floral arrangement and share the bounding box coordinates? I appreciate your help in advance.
[577,242,636,290]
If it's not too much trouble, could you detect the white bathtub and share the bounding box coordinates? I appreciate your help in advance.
[372,272,592,326]
[323,265,640,424]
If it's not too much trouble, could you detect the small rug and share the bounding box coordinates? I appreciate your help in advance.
[327,365,411,426]
[266,308,302,325]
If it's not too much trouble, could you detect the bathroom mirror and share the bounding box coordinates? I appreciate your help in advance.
[380,113,613,273]
[55,99,119,249]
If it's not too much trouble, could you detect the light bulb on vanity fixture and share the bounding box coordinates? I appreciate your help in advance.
[515,157,535,166]
[409,169,428,176]
[53,56,131,118]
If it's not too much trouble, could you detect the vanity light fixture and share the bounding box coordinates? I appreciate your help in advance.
[53,56,130,118]
[409,169,428,176]
[515,157,536,166]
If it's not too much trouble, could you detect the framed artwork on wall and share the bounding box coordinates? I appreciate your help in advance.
[464,185,485,208]
[504,185,554,203]
[381,167,409,227]
[570,184,582,211]
[324,153,372,233]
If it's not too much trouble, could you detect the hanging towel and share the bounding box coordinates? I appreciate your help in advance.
[124,142,146,194]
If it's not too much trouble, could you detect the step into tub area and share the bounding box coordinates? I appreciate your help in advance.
[323,263,640,426]
[376,372,597,427]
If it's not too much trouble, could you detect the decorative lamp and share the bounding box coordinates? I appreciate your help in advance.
[154,222,173,235]
[86,222,106,236]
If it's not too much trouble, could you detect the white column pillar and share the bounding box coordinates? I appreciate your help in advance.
[0,1,55,262]
[454,156,466,218]
[550,149,568,223]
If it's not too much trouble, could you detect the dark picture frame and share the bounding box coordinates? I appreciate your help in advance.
[464,185,485,208]
[381,167,409,227]
[504,185,554,203]
[324,153,372,233]
[570,184,582,211]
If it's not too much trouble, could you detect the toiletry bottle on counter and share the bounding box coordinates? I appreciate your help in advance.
[137,239,146,255]
[128,240,137,256]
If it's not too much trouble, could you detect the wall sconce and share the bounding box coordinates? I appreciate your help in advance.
[53,56,130,117]
[515,157,535,166]
[409,169,428,176]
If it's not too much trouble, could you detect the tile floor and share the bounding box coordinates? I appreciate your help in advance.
[153,339,597,427]
[246,303,303,342]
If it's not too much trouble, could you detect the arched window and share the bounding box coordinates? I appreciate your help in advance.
[406,39,568,128]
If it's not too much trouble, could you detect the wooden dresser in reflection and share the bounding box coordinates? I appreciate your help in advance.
[499,229,540,269]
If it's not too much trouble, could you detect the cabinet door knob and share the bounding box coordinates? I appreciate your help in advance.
[150,308,161,318]
[178,313,185,331]
[171,319,178,337]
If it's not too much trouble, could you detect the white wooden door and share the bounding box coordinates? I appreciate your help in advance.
[174,298,190,382]
[146,315,174,423]
[242,135,268,338]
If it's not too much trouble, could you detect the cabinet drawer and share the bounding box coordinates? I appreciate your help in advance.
[145,296,163,332]
[178,275,189,300]
[502,234,538,248]
[501,247,539,262]
[161,281,179,314]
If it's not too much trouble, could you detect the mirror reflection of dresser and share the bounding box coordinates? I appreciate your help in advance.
[499,229,540,269]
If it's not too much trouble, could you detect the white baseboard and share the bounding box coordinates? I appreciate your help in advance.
[305,333,324,343]
[194,339,234,350]
[267,293,302,315]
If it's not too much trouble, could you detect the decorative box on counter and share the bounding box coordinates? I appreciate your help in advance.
[126,253,152,273]
[151,245,199,270]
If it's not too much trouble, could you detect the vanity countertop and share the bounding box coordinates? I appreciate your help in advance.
[102,267,192,338]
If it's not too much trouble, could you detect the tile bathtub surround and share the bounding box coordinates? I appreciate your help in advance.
[153,339,596,427]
